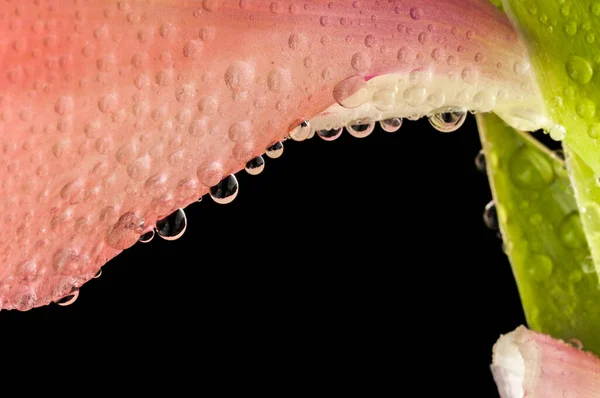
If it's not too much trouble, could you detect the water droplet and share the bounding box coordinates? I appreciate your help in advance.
[429,108,467,132]
[514,61,531,76]
[346,119,375,138]
[373,90,396,111]
[379,118,403,133]
[558,212,586,249]
[576,98,596,120]
[529,213,543,225]
[94,269,102,279]
[483,201,498,230]
[139,230,155,243]
[564,21,578,36]
[475,150,486,173]
[351,52,372,72]
[527,254,554,281]
[224,61,255,92]
[266,141,284,159]
[566,55,594,84]
[56,289,79,306]
[509,146,555,189]
[549,124,566,141]
[403,87,427,106]
[289,120,311,142]
[333,76,368,109]
[473,90,497,112]
[569,269,583,283]
[582,256,596,274]
[210,175,239,204]
[245,156,265,175]
[589,123,600,139]
[410,7,423,20]
[317,127,343,141]
[569,338,584,350]
[156,208,187,241]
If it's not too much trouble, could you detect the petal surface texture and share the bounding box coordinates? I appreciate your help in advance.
[0,0,544,310]
[492,326,600,397]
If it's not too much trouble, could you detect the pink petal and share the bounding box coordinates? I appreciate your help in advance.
[492,326,600,397]
[0,0,545,310]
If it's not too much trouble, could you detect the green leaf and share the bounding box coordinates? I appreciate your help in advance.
[476,113,600,355]
[501,0,600,178]
[565,145,600,275]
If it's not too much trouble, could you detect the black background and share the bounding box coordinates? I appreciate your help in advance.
[1,116,526,395]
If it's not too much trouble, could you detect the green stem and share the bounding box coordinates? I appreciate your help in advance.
[477,113,600,355]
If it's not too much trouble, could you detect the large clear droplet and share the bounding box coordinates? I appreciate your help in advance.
[483,201,499,230]
[379,118,403,133]
[475,150,486,174]
[548,124,566,141]
[245,156,265,176]
[346,119,375,138]
[266,141,284,159]
[317,127,343,141]
[56,289,79,306]
[156,208,187,241]
[94,269,102,279]
[289,120,311,142]
[210,174,239,204]
[429,108,467,133]
[139,229,155,243]
[333,76,368,109]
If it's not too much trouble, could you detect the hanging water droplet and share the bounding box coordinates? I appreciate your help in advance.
[266,141,284,158]
[475,150,486,173]
[379,118,403,133]
[317,127,343,141]
[139,229,155,243]
[245,156,265,175]
[483,201,499,230]
[156,208,187,241]
[289,120,311,142]
[346,119,375,138]
[94,269,102,279]
[569,338,584,350]
[429,108,467,133]
[548,124,566,141]
[56,289,79,306]
[553,149,565,161]
[210,174,239,204]
[197,197,203,203]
